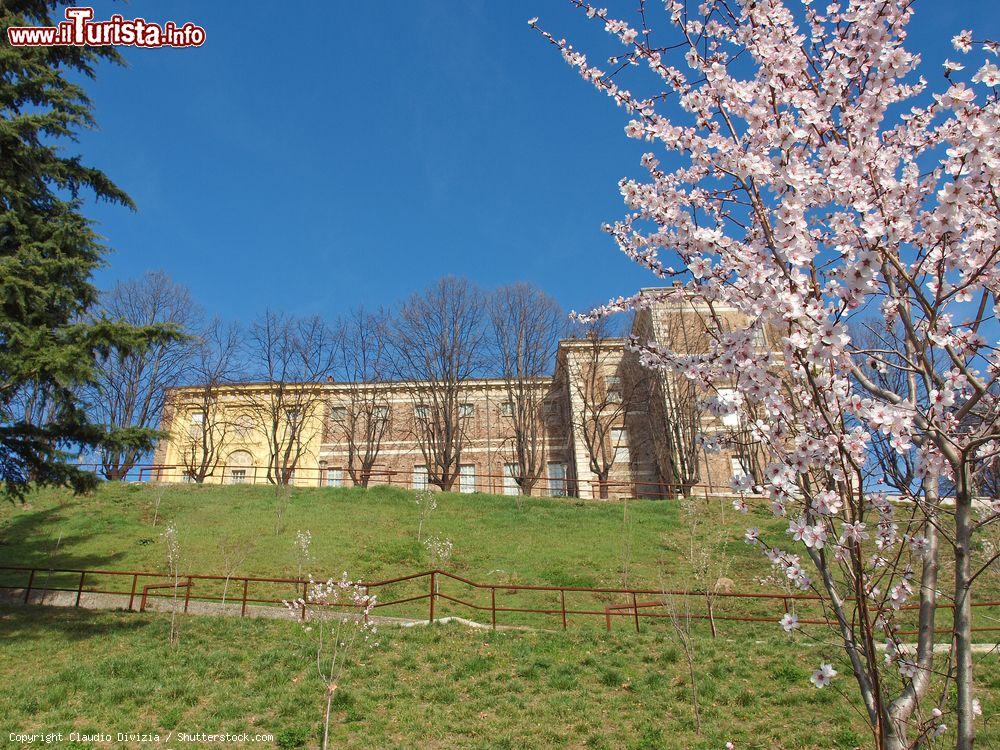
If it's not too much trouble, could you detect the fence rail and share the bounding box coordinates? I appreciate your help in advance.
[2,564,996,636]
[76,462,731,501]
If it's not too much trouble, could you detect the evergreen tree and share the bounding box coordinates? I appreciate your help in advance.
[1,1,178,498]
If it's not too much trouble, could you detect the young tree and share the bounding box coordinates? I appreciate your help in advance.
[0,2,178,499]
[391,277,487,492]
[176,319,242,483]
[242,311,337,485]
[533,4,999,748]
[488,283,564,495]
[328,308,393,487]
[86,271,199,480]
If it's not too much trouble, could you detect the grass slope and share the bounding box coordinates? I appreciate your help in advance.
[8,605,993,750]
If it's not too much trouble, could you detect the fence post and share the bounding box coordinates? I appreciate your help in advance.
[491,587,496,630]
[560,590,567,630]
[301,580,308,621]
[128,574,139,611]
[184,577,193,613]
[75,571,85,607]
[429,572,436,623]
[241,578,249,617]
[631,592,640,633]
[23,569,35,604]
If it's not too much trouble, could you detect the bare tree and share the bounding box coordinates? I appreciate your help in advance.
[176,319,242,483]
[86,272,199,480]
[327,308,393,487]
[391,277,486,492]
[488,283,563,496]
[241,311,337,485]
[564,320,641,499]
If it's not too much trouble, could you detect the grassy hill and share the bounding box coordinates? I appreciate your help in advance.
[0,482,768,591]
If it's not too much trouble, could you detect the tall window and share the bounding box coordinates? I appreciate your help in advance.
[414,405,429,420]
[459,403,474,419]
[717,388,742,427]
[611,428,629,465]
[230,469,247,485]
[500,401,514,417]
[459,464,476,494]
[606,375,622,403]
[326,467,343,488]
[329,406,346,422]
[730,457,749,481]
[548,462,567,497]
[413,465,428,490]
[375,405,390,422]
[502,464,521,496]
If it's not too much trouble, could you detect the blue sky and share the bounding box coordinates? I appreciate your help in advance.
[73,0,998,323]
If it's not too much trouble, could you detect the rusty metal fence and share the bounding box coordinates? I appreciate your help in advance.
[2,564,996,636]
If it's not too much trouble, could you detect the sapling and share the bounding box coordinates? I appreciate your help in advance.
[284,573,379,750]
[414,489,437,542]
[162,524,181,645]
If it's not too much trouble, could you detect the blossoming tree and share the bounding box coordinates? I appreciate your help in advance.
[532,2,998,748]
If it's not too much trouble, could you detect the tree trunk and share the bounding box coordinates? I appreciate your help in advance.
[954,465,975,750]
[886,476,940,749]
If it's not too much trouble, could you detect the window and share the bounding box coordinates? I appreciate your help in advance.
[500,401,514,417]
[459,464,476,494]
[413,465,428,490]
[606,375,622,403]
[234,414,255,439]
[542,401,560,417]
[751,327,767,350]
[548,462,567,497]
[414,405,429,420]
[503,464,521,496]
[459,403,474,419]
[285,408,301,427]
[329,406,347,422]
[730,457,749,481]
[374,405,390,422]
[326,467,343,488]
[230,469,247,485]
[718,388,741,427]
[190,412,205,425]
[611,428,629,465]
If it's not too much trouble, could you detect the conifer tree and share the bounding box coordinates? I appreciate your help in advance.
[1,1,177,498]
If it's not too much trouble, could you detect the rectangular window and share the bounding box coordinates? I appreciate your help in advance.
[542,401,559,417]
[500,401,514,417]
[611,428,629,465]
[459,403,474,419]
[503,463,521,496]
[730,457,749,481]
[190,412,205,424]
[329,406,347,422]
[414,405,429,420]
[374,405,390,422]
[459,464,476,494]
[548,462,567,497]
[326,467,343,488]
[230,469,247,485]
[413,464,428,491]
[718,387,741,427]
[606,375,622,403]
[751,327,767,350]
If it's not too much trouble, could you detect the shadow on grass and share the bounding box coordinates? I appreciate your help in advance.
[0,506,129,577]
[0,602,153,641]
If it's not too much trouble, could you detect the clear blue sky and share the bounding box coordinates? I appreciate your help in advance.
[74,0,997,323]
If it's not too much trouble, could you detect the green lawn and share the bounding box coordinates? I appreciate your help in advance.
[5,605,996,749]
[0,482,773,591]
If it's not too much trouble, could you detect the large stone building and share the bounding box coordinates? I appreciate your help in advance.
[153,288,761,498]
